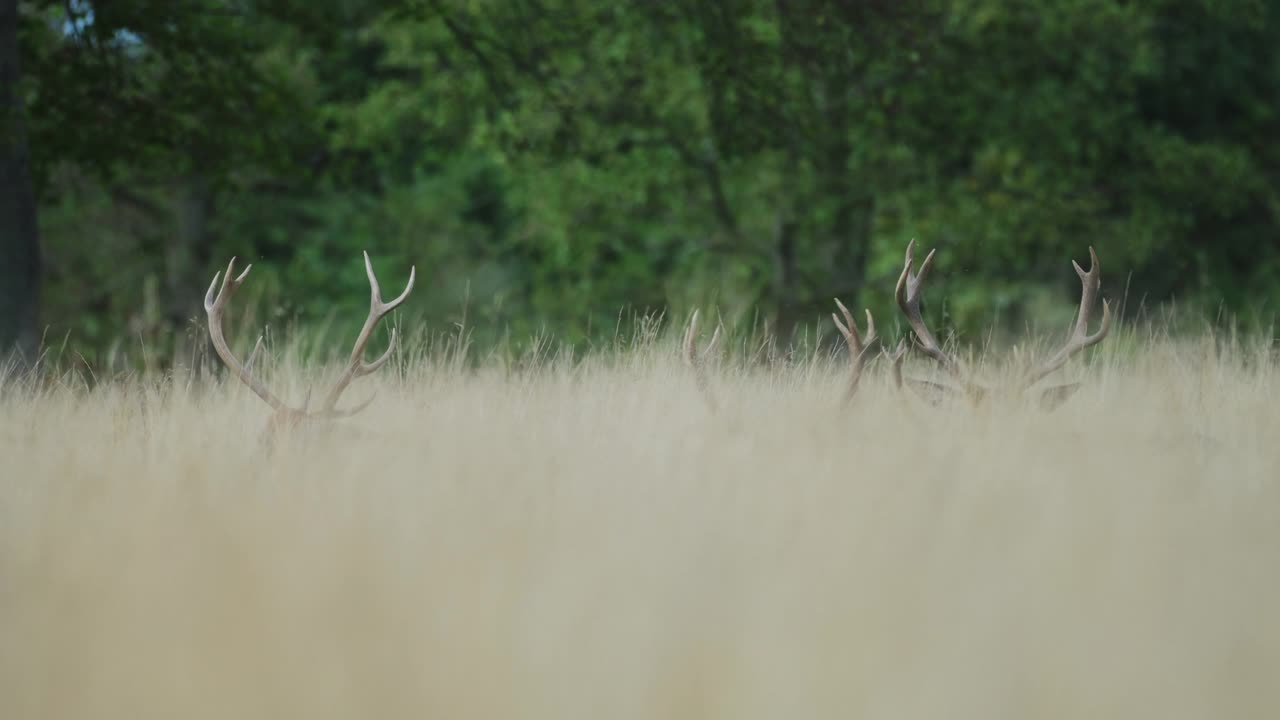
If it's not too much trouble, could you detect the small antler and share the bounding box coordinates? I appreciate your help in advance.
[895,240,967,381]
[682,309,721,412]
[832,298,876,403]
[892,240,995,405]
[883,338,908,392]
[204,258,288,411]
[318,251,416,415]
[1022,246,1112,389]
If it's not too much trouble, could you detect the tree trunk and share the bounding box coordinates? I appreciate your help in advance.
[829,190,875,309]
[169,175,214,324]
[768,133,802,344]
[815,69,875,347]
[771,207,800,343]
[0,0,41,365]
[156,174,216,369]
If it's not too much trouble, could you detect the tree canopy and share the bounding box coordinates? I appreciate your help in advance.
[5,0,1279,365]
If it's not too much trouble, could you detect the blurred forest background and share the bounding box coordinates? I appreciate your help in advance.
[2,0,1279,368]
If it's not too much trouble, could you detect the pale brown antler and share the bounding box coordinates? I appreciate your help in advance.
[682,309,721,411]
[1021,246,1111,388]
[204,258,289,412]
[318,251,416,414]
[895,240,964,379]
[204,252,413,436]
[831,298,876,403]
[894,240,985,402]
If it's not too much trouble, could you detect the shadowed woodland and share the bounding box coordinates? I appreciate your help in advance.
[3,0,1279,364]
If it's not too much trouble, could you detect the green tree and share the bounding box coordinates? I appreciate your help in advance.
[15,0,324,359]
[13,0,1280,367]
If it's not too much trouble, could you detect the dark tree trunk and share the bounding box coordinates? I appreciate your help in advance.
[769,133,803,344]
[815,64,875,348]
[0,0,41,365]
[829,190,875,309]
[771,211,799,342]
[174,175,217,369]
[169,174,214,327]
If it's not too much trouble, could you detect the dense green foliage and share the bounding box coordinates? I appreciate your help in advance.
[9,0,1280,365]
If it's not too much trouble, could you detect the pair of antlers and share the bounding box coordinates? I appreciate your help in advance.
[889,240,1111,409]
[683,241,1111,411]
[204,252,414,437]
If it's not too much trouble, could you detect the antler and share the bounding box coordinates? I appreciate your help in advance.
[1022,246,1111,388]
[831,298,876,403]
[883,339,908,392]
[317,251,416,415]
[895,240,969,385]
[205,252,413,440]
[204,258,288,411]
[682,309,721,411]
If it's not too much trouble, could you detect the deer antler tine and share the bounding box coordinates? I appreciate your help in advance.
[884,338,908,390]
[832,298,859,347]
[318,253,414,414]
[916,247,937,286]
[681,309,720,411]
[1023,247,1112,389]
[363,251,382,303]
[204,257,288,413]
[834,298,854,330]
[893,240,966,385]
[704,323,722,356]
[832,298,878,403]
[383,266,416,311]
[831,313,850,343]
[205,258,253,312]
[364,251,416,313]
[204,271,221,311]
[831,312,848,336]
[896,248,913,302]
[1072,246,1100,279]
[245,335,264,374]
[205,258,233,311]
[360,328,397,375]
[832,298,877,352]
[682,310,721,360]
[1089,299,1113,344]
[327,393,377,419]
[682,309,702,366]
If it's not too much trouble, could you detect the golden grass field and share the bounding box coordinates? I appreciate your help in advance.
[2,325,1278,719]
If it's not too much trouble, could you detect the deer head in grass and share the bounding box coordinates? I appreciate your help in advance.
[885,240,1112,411]
[680,301,880,412]
[204,252,415,441]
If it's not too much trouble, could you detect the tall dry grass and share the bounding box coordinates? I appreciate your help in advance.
[1,324,1277,719]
